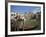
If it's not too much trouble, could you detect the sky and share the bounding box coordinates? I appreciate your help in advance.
[11,5,41,14]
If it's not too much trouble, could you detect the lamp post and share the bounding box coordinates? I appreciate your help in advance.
[22,17,24,31]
